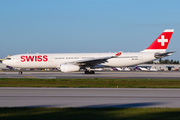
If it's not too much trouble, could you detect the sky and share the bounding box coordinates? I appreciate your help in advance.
[1,0,180,60]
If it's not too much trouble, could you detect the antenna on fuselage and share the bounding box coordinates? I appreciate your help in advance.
[27,50,31,54]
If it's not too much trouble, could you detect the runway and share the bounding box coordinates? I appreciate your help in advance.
[1,71,180,79]
[0,87,180,108]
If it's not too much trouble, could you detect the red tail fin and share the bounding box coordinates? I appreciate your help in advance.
[142,29,174,52]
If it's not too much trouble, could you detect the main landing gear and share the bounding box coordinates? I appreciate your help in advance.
[84,70,95,74]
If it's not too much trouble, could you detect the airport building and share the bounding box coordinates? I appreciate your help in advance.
[138,64,180,71]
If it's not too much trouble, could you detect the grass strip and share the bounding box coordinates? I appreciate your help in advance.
[0,108,180,120]
[1,78,180,88]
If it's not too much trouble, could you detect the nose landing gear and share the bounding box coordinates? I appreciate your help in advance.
[19,70,23,74]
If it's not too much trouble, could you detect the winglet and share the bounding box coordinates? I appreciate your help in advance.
[115,52,122,56]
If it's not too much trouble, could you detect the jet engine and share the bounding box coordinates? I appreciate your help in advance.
[60,64,80,72]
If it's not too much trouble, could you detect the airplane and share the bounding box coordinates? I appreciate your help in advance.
[3,29,175,74]
[149,67,158,71]
[0,63,8,70]
[111,67,123,71]
[135,66,148,71]
[124,67,131,71]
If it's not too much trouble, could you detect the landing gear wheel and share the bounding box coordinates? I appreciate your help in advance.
[85,70,89,74]
[90,71,95,74]
[84,70,95,74]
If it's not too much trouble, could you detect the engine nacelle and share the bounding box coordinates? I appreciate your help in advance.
[60,64,80,72]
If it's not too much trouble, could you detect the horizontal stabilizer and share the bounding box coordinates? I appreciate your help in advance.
[154,51,176,58]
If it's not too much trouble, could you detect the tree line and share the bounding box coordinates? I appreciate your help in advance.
[146,58,180,64]
[159,58,179,64]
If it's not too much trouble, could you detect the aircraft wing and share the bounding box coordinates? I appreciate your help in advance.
[154,51,176,58]
[73,56,116,66]
[72,52,122,67]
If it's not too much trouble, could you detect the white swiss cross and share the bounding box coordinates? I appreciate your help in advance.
[157,35,168,46]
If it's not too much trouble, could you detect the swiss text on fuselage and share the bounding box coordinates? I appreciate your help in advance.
[20,55,48,62]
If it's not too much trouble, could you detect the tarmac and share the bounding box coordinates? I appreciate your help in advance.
[1,71,180,108]
[1,71,180,79]
[0,87,180,108]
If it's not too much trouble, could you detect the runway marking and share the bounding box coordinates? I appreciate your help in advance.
[23,76,34,78]
[105,77,126,79]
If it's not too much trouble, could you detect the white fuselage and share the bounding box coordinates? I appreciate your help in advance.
[2,29,174,72]
[3,52,156,69]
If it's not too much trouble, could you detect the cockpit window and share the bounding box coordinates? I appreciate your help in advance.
[5,58,11,60]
